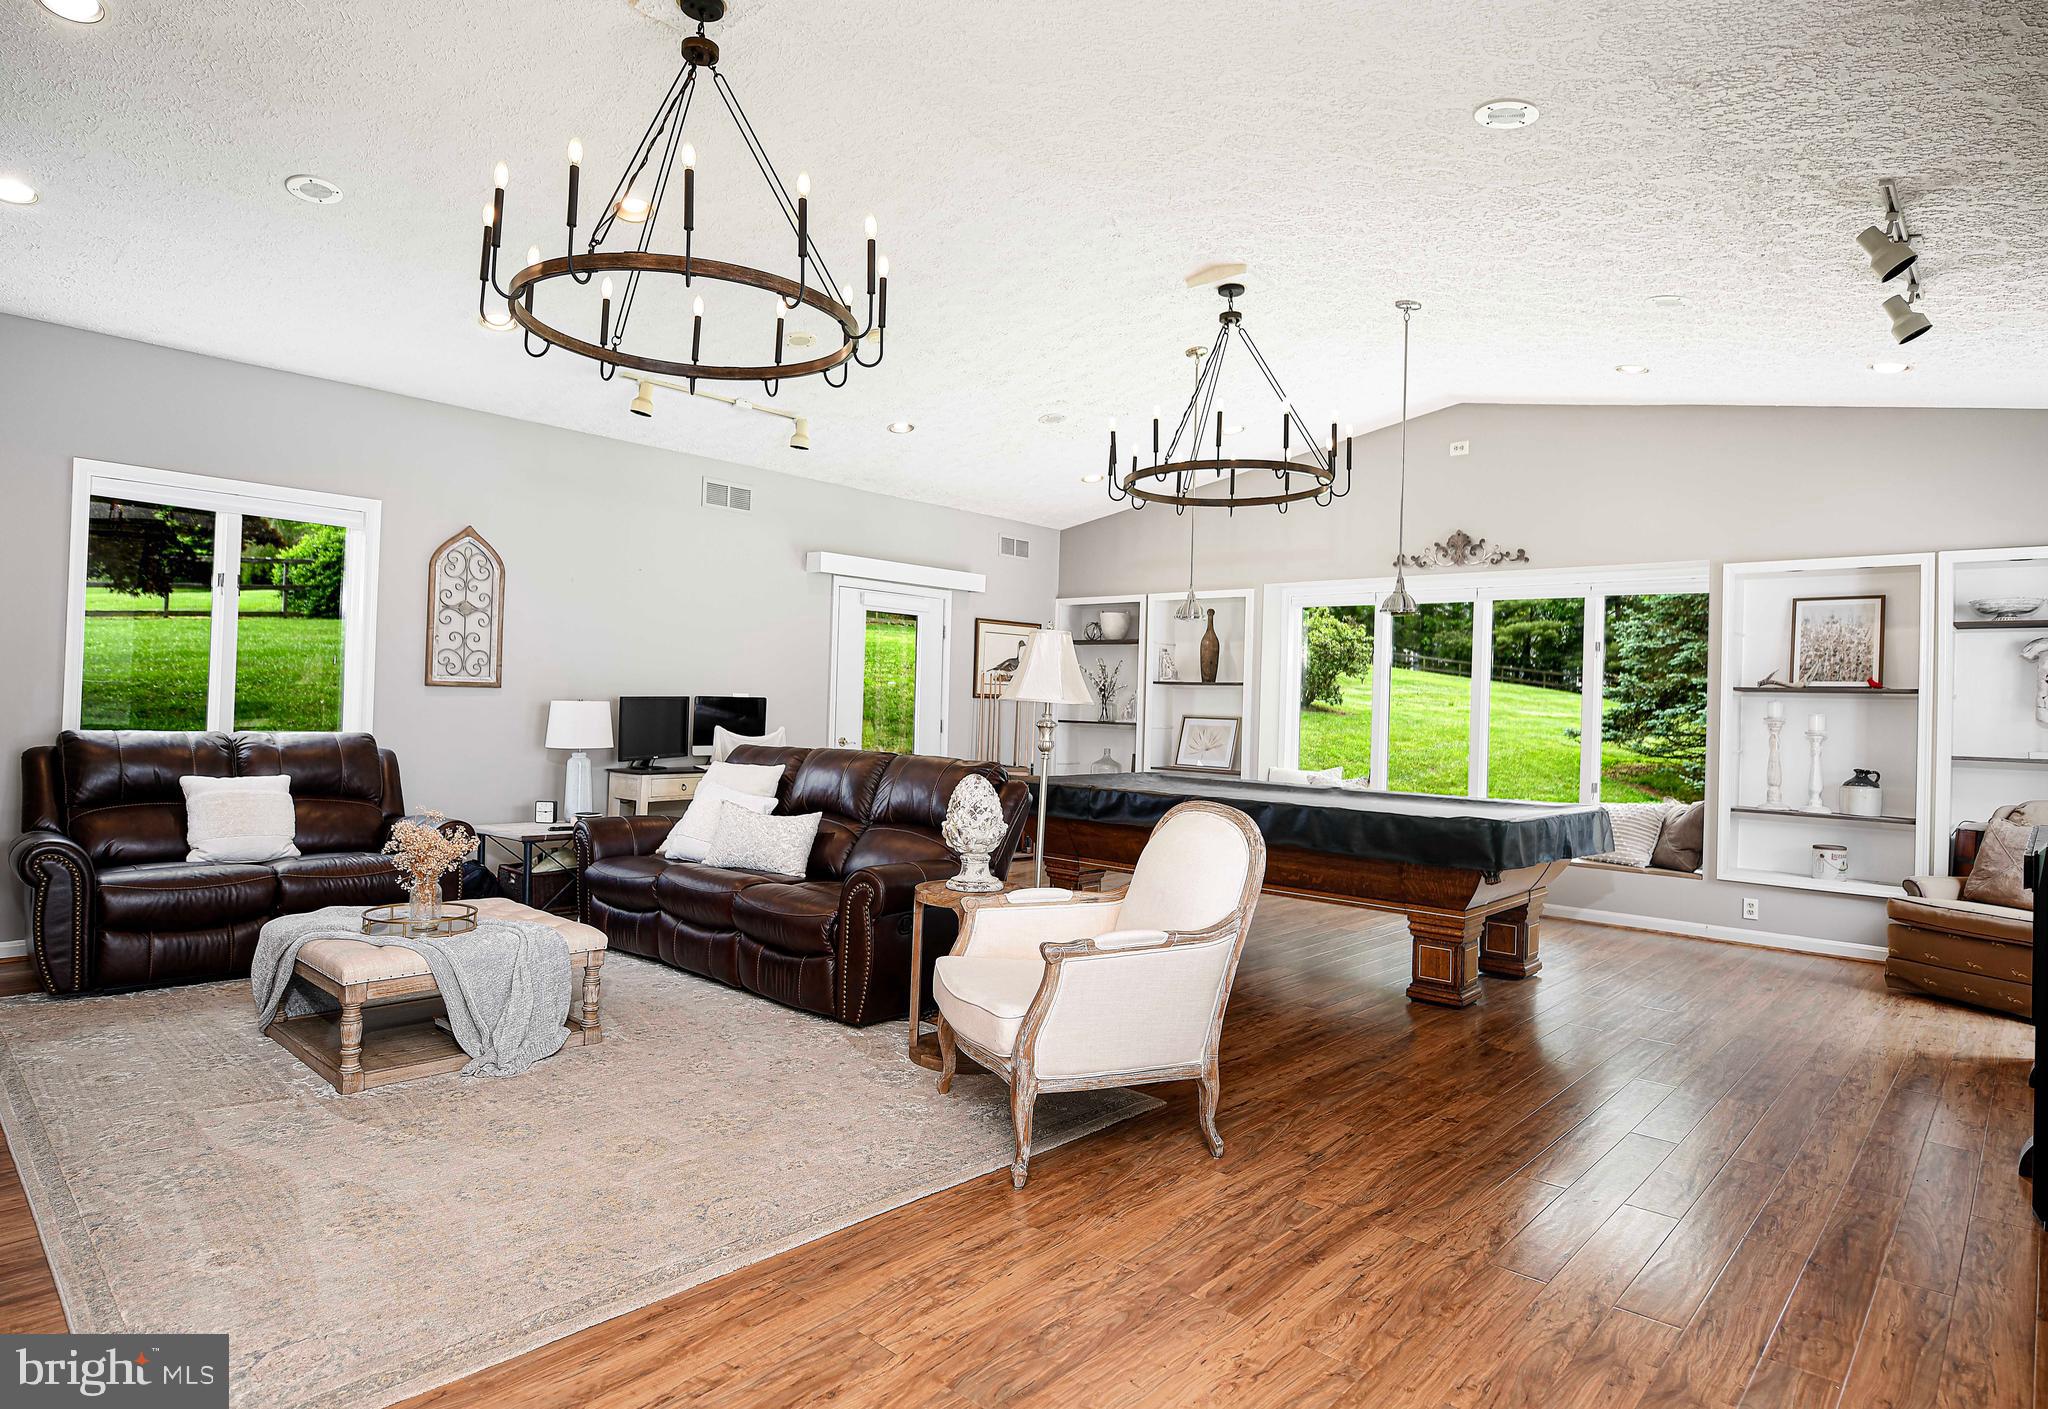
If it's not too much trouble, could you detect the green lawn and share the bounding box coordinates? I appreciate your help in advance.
[862,614,918,752]
[1300,667,1700,803]
[80,604,341,732]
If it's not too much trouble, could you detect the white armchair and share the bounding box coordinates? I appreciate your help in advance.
[933,800,1267,1188]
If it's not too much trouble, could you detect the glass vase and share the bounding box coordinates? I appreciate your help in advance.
[406,876,439,924]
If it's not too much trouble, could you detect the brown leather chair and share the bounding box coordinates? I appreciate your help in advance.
[1885,800,2045,1020]
[11,730,460,994]
[574,746,1030,1026]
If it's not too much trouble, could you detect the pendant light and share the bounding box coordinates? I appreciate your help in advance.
[1174,513,1203,620]
[1381,299,1422,617]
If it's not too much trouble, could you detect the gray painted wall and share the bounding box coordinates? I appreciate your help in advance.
[1060,402,2048,950]
[0,313,1059,934]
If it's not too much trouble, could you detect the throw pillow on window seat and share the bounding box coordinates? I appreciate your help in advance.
[1587,800,1678,868]
[182,774,301,864]
[1648,800,1706,873]
[1265,766,1344,788]
[703,806,823,879]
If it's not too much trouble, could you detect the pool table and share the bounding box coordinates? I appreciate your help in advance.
[1032,773,1613,1007]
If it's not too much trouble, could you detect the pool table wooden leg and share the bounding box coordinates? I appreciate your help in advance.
[1479,895,1545,980]
[1406,912,1485,1007]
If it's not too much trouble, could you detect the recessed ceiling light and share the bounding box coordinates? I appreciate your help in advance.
[0,174,39,205]
[1038,412,1066,425]
[283,173,342,205]
[887,420,915,434]
[38,0,104,21]
[1474,99,1539,129]
[1614,364,1650,375]
[1080,472,1105,484]
[1869,361,1912,374]
[1647,294,1686,309]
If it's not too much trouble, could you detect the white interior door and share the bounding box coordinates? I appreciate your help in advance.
[831,581,948,754]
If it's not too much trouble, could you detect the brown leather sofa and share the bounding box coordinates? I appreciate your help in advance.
[1885,800,2044,1020]
[12,730,458,994]
[574,746,1029,1026]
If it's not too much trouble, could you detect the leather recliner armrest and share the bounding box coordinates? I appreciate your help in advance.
[842,859,961,922]
[576,815,670,864]
[8,829,97,994]
[834,859,963,1026]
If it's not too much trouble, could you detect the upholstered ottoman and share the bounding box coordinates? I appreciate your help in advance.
[266,898,608,1093]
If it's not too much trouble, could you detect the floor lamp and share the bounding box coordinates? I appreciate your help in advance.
[1001,626,1092,887]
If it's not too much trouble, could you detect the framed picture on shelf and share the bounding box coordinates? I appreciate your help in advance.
[972,618,1038,699]
[1790,595,1886,686]
[1168,714,1242,773]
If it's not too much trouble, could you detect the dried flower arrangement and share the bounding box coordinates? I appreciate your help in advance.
[383,811,475,910]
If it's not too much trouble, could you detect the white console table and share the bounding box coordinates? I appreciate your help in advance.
[606,767,702,817]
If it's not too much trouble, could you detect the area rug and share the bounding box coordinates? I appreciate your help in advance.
[0,954,1157,1409]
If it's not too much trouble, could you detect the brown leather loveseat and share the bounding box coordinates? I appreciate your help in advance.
[12,730,456,994]
[574,746,1029,1026]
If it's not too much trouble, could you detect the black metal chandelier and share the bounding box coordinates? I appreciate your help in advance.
[1104,283,1350,514]
[474,0,887,393]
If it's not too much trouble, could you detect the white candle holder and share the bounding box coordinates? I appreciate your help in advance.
[1802,727,1830,813]
[1760,715,1791,809]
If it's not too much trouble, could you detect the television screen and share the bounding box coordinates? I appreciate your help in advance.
[692,695,768,750]
[617,696,690,766]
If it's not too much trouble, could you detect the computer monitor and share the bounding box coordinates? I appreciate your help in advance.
[616,696,691,770]
[691,695,768,755]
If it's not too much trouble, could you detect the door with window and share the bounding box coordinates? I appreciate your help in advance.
[831,582,948,754]
[65,462,379,733]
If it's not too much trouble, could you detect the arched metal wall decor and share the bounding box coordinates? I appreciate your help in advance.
[425,526,505,687]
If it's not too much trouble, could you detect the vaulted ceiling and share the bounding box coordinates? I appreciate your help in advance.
[5,0,2045,527]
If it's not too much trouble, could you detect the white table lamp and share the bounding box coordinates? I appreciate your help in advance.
[546,699,613,818]
[1001,626,1092,886]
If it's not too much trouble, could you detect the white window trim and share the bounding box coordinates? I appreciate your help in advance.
[63,459,382,733]
[1272,560,1707,800]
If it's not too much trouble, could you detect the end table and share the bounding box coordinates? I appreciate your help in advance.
[908,877,1017,1070]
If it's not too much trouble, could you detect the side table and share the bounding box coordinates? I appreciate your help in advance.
[907,878,1017,1070]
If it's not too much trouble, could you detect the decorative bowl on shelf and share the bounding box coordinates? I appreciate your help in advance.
[1967,596,2045,620]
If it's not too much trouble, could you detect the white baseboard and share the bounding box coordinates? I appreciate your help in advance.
[0,939,26,961]
[1547,904,1886,965]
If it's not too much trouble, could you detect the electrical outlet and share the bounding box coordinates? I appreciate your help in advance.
[1449,440,1470,457]
[1741,897,1760,921]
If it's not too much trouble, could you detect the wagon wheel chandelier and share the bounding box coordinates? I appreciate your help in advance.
[473,0,887,393]
[1104,283,1351,514]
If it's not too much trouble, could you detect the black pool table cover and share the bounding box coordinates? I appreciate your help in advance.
[1036,773,1615,875]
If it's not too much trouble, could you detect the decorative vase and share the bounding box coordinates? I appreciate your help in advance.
[1838,768,1882,817]
[1090,747,1121,774]
[1099,609,1131,641]
[1097,689,1117,724]
[1084,621,1104,641]
[1200,609,1220,683]
[941,774,1007,893]
[406,876,439,924]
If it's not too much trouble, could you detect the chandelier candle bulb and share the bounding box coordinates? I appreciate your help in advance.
[565,141,581,226]
[774,313,785,366]
[600,276,613,346]
[877,258,888,328]
[478,209,494,282]
[795,172,809,256]
[682,148,695,231]
[691,295,704,366]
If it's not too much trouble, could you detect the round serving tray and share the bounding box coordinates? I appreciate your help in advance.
[360,902,479,938]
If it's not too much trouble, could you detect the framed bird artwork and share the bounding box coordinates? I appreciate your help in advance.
[973,618,1038,699]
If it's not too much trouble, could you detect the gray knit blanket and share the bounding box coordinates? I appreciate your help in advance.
[251,906,572,1078]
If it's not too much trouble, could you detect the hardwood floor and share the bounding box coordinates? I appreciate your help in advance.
[0,896,2036,1407]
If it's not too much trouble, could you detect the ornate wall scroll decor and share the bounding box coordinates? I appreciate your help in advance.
[425,526,505,687]
[1395,528,1530,571]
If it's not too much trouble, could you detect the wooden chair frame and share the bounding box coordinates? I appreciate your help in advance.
[935,800,1268,1188]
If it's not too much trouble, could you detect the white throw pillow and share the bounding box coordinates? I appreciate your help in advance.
[704,806,822,878]
[659,780,778,862]
[1586,801,1679,868]
[712,725,786,763]
[702,759,783,797]
[1266,766,1343,788]
[182,774,301,864]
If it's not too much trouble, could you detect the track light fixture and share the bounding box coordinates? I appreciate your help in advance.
[629,380,657,417]
[1859,178,1931,343]
[623,374,810,446]
[788,416,811,451]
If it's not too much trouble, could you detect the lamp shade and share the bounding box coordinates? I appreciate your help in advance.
[1000,628,1092,706]
[1883,294,1931,344]
[1855,225,1917,282]
[545,699,614,751]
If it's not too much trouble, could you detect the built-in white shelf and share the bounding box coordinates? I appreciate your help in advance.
[1052,595,1148,775]
[1933,545,2048,867]
[1714,553,1935,899]
[1146,588,1257,780]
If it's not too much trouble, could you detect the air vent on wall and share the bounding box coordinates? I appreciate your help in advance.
[703,478,754,512]
[1000,535,1030,559]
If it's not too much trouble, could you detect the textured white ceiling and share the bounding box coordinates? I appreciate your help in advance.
[4,0,2045,529]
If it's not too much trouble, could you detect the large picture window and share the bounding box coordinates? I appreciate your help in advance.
[1280,564,1708,806]
[65,462,380,733]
